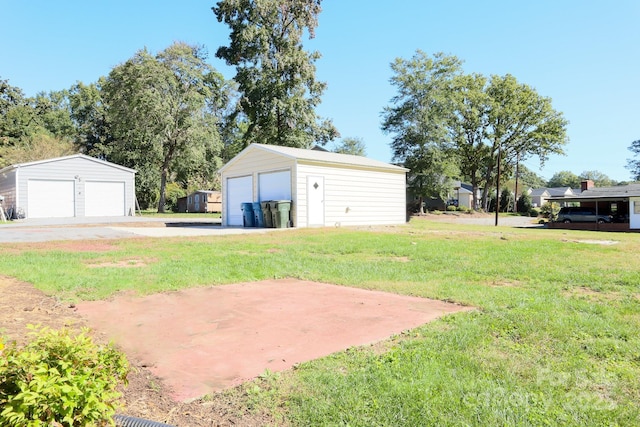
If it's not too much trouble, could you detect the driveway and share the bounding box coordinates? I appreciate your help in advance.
[0,216,274,243]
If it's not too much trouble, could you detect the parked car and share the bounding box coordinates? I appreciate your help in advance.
[555,207,613,224]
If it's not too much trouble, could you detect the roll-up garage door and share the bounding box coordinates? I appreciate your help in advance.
[85,181,125,216]
[27,180,75,218]
[258,170,291,201]
[227,175,253,226]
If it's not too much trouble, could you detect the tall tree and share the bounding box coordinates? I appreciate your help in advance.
[103,42,227,212]
[68,80,111,156]
[333,137,366,156]
[480,74,568,210]
[213,0,338,148]
[450,72,491,209]
[626,139,640,181]
[381,51,462,207]
[547,170,581,188]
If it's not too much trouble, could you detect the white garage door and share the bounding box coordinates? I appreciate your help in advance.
[27,180,75,218]
[85,181,125,217]
[259,170,291,201]
[227,175,253,226]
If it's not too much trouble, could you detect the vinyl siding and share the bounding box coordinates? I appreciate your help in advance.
[296,162,406,227]
[221,149,295,226]
[0,168,17,216]
[14,156,135,218]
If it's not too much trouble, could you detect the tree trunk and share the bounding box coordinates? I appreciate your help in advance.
[157,167,168,213]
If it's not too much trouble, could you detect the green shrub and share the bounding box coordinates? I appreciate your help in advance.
[0,326,129,427]
[457,205,470,213]
[540,201,560,219]
[529,207,540,217]
[446,205,457,212]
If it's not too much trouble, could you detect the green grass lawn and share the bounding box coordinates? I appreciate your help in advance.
[1,219,639,425]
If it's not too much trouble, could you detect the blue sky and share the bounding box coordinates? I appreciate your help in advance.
[2,1,638,183]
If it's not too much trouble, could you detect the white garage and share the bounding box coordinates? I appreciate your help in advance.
[0,154,136,219]
[219,143,408,228]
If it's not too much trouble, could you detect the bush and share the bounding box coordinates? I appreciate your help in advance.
[540,202,560,219]
[0,326,129,427]
[529,207,540,217]
[446,205,457,212]
[517,193,533,214]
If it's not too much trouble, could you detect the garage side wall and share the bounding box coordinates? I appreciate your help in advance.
[296,162,407,227]
[17,157,135,218]
[221,149,295,226]
[0,168,17,216]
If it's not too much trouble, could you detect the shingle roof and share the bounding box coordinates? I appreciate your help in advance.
[549,183,640,200]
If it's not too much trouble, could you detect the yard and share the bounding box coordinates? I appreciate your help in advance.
[1,217,639,425]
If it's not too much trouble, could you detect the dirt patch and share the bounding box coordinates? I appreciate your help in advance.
[86,258,150,268]
[0,276,275,426]
[562,239,619,246]
[2,241,118,254]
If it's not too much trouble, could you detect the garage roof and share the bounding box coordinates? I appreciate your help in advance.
[220,143,409,173]
[0,154,136,174]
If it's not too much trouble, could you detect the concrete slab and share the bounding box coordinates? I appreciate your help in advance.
[76,279,472,402]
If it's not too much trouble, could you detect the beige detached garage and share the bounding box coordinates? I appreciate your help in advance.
[219,144,408,228]
[0,154,136,219]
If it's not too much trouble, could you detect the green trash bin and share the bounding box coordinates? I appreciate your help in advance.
[273,200,292,228]
[260,201,273,228]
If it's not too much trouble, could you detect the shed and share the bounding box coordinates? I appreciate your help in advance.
[0,154,136,219]
[187,190,222,213]
[219,143,408,227]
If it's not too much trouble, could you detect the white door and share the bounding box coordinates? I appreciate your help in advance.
[85,181,125,216]
[227,176,253,226]
[259,170,291,201]
[27,180,75,218]
[307,176,324,226]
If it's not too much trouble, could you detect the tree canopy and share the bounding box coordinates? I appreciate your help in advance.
[102,42,228,211]
[332,137,366,156]
[213,0,338,148]
[381,51,569,211]
[626,139,640,181]
[547,170,581,188]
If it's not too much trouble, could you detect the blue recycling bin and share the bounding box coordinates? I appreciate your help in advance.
[252,202,265,227]
[241,202,254,227]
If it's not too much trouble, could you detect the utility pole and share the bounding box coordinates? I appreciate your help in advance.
[514,152,519,214]
[495,144,501,227]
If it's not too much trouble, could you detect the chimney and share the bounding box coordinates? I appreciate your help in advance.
[581,180,594,191]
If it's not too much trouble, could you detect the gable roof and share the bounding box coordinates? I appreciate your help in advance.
[0,154,136,174]
[528,188,550,197]
[219,143,408,174]
[549,184,640,201]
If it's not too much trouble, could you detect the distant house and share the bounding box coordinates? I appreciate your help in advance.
[413,181,479,211]
[187,190,221,213]
[548,180,640,231]
[528,187,577,207]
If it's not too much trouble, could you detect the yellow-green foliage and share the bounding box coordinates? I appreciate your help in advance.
[0,326,129,427]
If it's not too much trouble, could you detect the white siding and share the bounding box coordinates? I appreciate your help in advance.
[296,162,406,227]
[220,144,407,228]
[630,197,640,230]
[0,168,17,217]
[221,148,295,226]
[11,156,135,218]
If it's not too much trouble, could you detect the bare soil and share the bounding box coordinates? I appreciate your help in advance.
[0,276,275,427]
